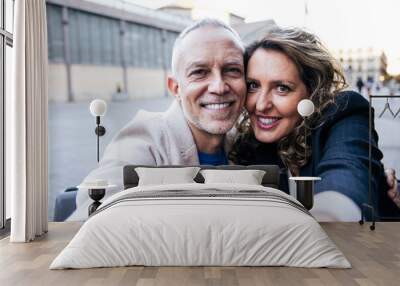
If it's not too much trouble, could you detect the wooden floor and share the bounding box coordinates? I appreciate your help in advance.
[1,222,399,286]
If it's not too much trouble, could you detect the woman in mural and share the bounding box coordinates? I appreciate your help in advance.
[230,27,399,220]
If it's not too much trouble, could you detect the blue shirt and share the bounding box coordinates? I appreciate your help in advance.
[198,149,228,166]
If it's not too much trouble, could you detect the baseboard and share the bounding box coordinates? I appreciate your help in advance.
[0,218,11,239]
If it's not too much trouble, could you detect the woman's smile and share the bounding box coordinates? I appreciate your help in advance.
[256,115,282,130]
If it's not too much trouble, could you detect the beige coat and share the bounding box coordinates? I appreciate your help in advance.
[70,100,202,220]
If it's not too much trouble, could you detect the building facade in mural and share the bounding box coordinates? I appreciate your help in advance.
[46,0,276,102]
[333,47,388,94]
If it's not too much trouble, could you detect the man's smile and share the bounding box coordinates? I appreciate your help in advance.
[200,101,235,111]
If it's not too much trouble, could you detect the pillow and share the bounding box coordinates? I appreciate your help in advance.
[200,169,266,185]
[135,167,201,186]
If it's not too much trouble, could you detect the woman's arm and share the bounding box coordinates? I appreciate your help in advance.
[314,112,384,216]
[311,191,361,221]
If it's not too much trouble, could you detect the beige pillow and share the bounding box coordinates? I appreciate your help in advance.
[200,169,266,185]
[135,167,201,186]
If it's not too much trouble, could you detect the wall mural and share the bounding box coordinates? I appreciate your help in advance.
[47,1,400,224]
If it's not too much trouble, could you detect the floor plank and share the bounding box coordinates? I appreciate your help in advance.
[1,222,399,286]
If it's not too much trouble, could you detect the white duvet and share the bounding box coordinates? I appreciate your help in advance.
[50,183,351,269]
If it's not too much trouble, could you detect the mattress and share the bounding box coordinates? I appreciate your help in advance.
[50,183,350,269]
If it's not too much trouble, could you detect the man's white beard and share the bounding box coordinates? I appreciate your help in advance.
[182,108,235,135]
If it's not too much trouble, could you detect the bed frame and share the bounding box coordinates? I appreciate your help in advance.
[123,165,281,189]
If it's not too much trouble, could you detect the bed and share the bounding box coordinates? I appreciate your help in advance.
[50,165,350,269]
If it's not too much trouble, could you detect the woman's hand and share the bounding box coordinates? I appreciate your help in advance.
[385,169,400,208]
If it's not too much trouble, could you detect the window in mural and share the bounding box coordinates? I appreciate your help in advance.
[1,0,14,231]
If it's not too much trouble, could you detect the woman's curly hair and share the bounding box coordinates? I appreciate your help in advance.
[229,27,347,174]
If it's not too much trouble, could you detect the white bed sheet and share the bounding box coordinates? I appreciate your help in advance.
[50,183,350,269]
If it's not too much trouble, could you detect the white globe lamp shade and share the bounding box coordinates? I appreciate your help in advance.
[297,99,315,117]
[90,99,107,117]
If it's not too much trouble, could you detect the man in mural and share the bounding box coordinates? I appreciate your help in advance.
[68,19,247,220]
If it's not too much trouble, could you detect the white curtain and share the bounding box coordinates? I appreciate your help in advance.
[9,0,48,242]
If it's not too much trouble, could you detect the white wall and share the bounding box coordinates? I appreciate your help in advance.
[71,65,124,101]
[127,67,167,99]
[48,63,170,102]
[48,63,68,102]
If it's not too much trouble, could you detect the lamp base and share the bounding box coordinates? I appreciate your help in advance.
[296,180,314,210]
[289,177,321,210]
[88,188,105,216]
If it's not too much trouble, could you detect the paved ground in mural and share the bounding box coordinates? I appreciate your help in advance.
[48,97,173,220]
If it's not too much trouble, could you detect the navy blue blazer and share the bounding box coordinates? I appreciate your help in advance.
[234,91,399,218]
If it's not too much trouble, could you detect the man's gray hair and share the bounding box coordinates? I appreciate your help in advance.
[171,18,244,76]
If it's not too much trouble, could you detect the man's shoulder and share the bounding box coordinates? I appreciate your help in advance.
[113,111,161,141]
[110,100,190,151]
[130,109,165,125]
[124,100,182,130]
[120,104,177,137]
